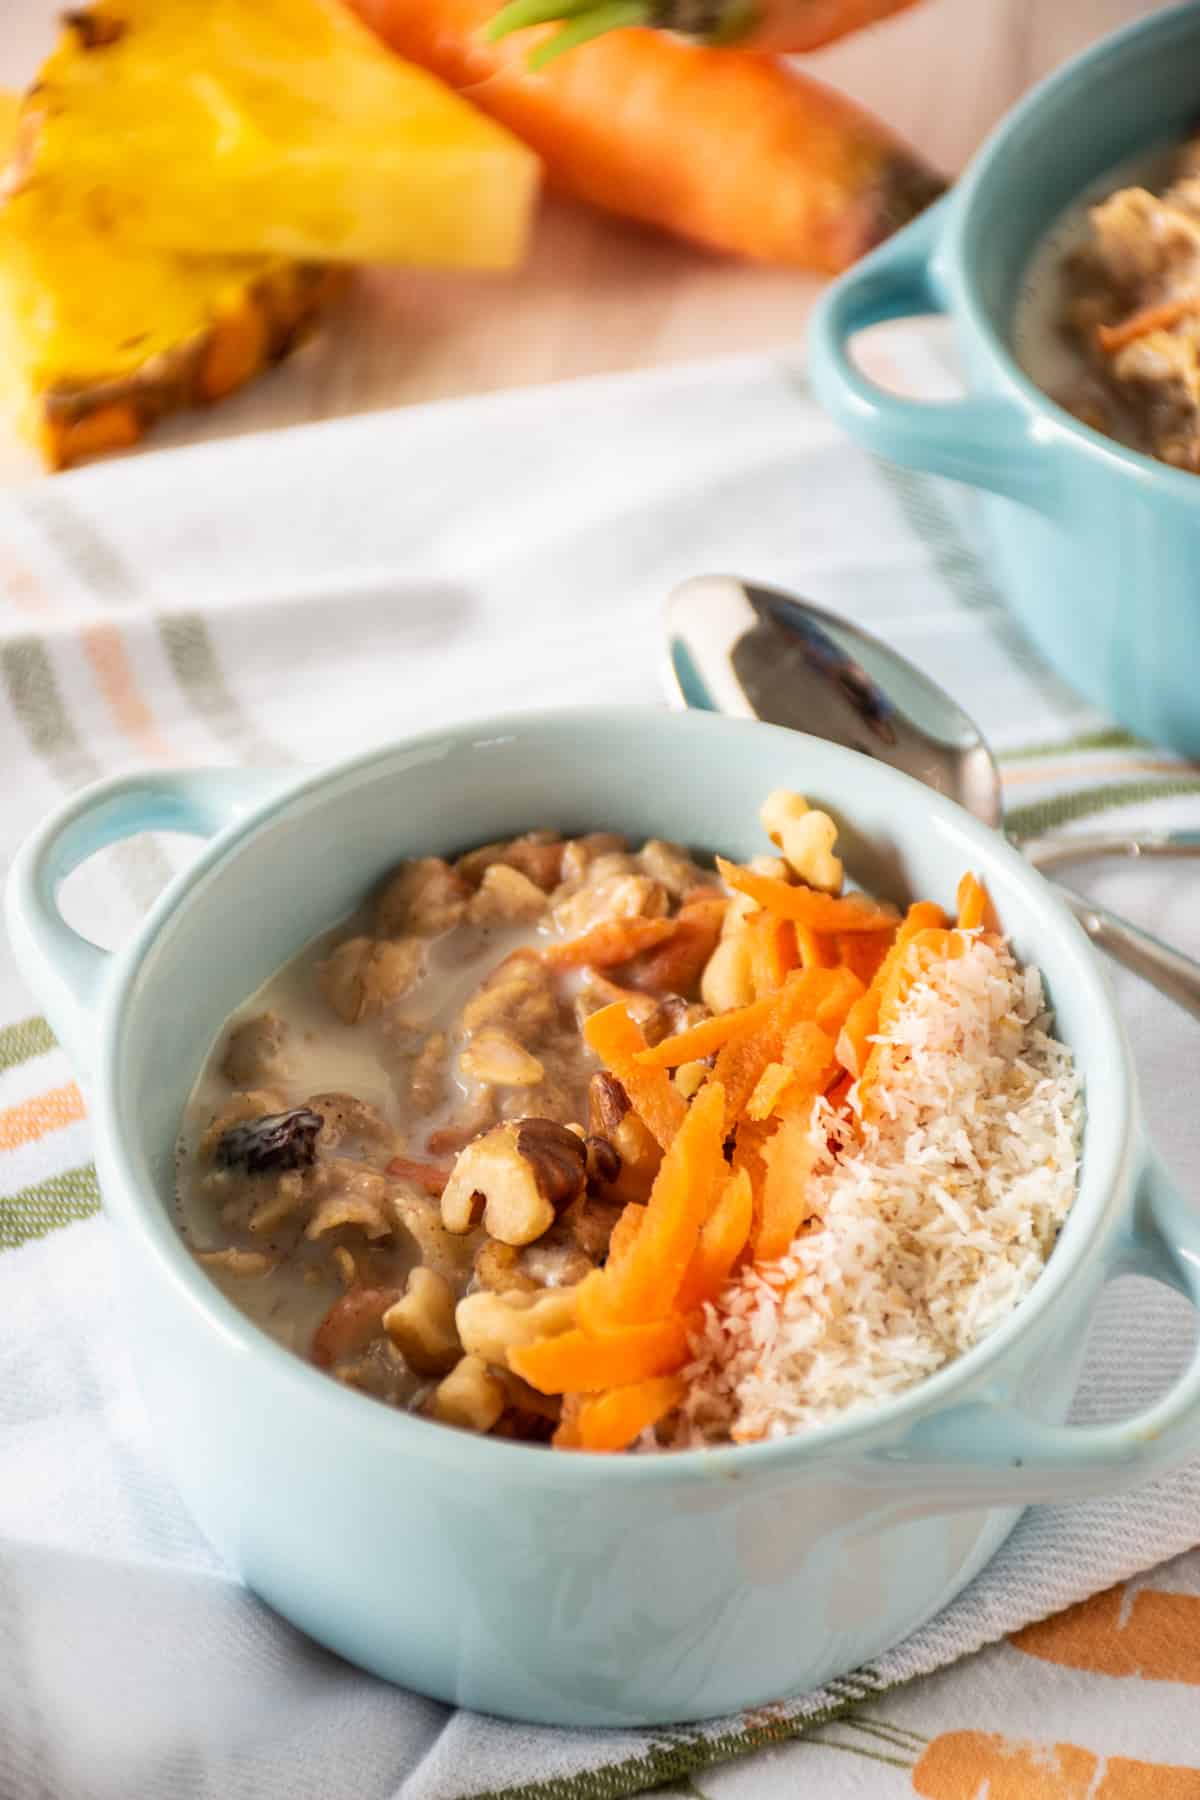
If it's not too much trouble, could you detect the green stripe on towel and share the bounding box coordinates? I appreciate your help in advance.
[1007,776,1200,842]
[0,1016,57,1074]
[0,1164,100,1251]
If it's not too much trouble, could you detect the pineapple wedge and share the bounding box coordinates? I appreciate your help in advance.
[8,0,540,268]
[0,93,345,470]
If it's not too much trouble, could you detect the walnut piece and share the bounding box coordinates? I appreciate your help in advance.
[759,790,843,894]
[391,1187,479,1283]
[701,935,754,1014]
[455,1287,577,1366]
[473,1239,541,1295]
[440,1118,587,1245]
[587,1073,660,1203]
[429,1354,506,1433]
[587,1071,630,1138]
[383,1268,462,1375]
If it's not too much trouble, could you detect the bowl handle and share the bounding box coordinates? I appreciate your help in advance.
[882,1147,1200,1504]
[807,198,1054,510]
[5,768,290,1077]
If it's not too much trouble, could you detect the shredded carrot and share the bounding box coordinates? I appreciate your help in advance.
[596,1078,728,1323]
[857,925,966,1111]
[605,1203,644,1270]
[552,1392,584,1449]
[745,1061,797,1121]
[955,871,996,933]
[781,1020,836,1084]
[516,815,1006,1452]
[509,1313,695,1394]
[794,920,836,969]
[716,857,898,933]
[571,1374,688,1452]
[756,1104,820,1261]
[635,987,784,1068]
[676,1168,754,1311]
[583,1002,688,1148]
[713,967,837,1127]
[812,965,865,1038]
[834,899,946,1079]
[681,884,726,906]
[384,1154,453,1195]
[731,1115,773,1229]
[825,1070,853,1110]
[1096,295,1200,355]
[623,896,725,994]
[546,915,678,969]
[579,971,661,1022]
[746,908,798,997]
[834,928,894,986]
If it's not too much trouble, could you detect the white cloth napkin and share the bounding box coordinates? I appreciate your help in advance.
[3,338,1200,1800]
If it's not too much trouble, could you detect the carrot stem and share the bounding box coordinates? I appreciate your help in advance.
[488,0,608,34]
[527,0,647,64]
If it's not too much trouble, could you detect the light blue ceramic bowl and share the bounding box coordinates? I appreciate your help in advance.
[809,2,1200,757]
[8,709,1200,1726]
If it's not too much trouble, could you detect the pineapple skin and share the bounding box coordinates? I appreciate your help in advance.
[0,87,347,470]
[9,0,540,268]
[30,263,346,471]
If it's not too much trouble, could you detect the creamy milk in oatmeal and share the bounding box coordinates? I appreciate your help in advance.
[1012,141,1200,466]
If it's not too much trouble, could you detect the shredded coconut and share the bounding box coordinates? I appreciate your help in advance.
[677,934,1082,1446]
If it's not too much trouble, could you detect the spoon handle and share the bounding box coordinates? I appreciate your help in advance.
[1026,830,1200,872]
[1054,883,1200,1022]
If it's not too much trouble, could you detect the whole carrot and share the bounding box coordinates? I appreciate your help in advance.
[489,0,919,63]
[349,0,943,272]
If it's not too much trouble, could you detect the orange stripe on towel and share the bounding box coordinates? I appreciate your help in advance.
[82,622,174,762]
[0,1082,86,1151]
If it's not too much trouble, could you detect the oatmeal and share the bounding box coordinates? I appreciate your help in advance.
[179,796,1080,1454]
[1013,137,1200,468]
[177,826,719,1430]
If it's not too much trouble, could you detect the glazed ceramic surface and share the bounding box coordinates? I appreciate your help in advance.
[9,710,1200,1726]
[808,3,1200,757]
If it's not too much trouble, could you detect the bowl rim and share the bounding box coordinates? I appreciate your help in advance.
[943,0,1200,503]
[95,706,1137,1484]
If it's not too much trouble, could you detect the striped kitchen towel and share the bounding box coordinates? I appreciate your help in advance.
[2,337,1200,1800]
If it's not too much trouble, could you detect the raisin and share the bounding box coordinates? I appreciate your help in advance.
[216,1107,322,1175]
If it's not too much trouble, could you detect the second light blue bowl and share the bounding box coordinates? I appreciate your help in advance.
[809,2,1200,757]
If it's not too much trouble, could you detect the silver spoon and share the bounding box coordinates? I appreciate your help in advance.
[664,574,1200,1019]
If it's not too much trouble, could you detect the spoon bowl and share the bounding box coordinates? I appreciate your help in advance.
[665,574,1200,1019]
